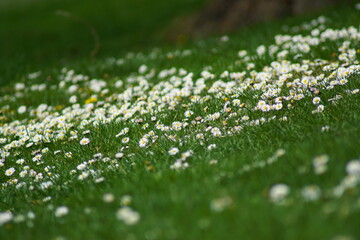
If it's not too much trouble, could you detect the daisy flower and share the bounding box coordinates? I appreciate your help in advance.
[301,185,321,201]
[0,212,13,226]
[55,206,69,217]
[17,106,27,114]
[116,207,140,225]
[103,193,115,203]
[5,167,16,176]
[80,138,90,145]
[346,160,360,176]
[269,183,290,203]
[312,97,321,105]
[139,138,148,148]
[184,110,194,118]
[168,147,179,155]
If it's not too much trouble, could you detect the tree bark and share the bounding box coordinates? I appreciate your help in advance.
[170,0,352,39]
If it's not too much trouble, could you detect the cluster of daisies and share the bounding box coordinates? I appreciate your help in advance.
[269,155,360,204]
[0,193,140,226]
[0,10,360,227]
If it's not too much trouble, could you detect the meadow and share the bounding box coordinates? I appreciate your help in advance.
[1,1,360,239]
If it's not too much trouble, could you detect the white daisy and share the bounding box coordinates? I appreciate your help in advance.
[5,167,15,176]
[55,206,69,217]
[80,138,90,145]
[168,147,179,156]
[269,184,290,203]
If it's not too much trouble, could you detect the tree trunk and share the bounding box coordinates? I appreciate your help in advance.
[170,0,351,40]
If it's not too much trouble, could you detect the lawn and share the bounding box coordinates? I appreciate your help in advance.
[1,1,360,240]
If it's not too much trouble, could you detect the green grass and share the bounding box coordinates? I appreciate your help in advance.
[5,96,360,240]
[0,0,206,86]
[1,1,360,240]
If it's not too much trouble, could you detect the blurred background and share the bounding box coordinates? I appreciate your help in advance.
[0,0,353,86]
[0,0,206,85]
